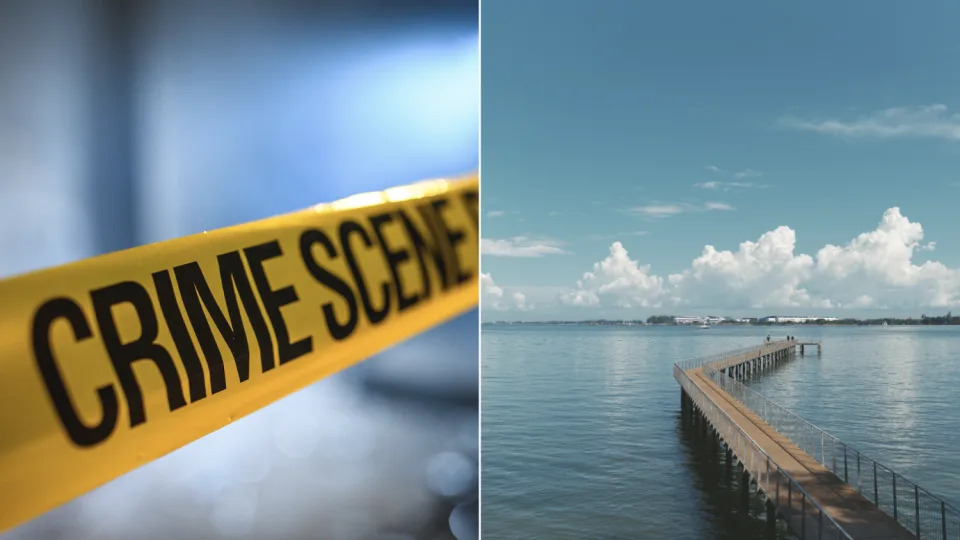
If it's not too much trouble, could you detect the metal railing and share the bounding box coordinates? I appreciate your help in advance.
[699,344,960,540]
[676,340,792,373]
[674,362,853,540]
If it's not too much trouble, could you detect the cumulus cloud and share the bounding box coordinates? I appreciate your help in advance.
[559,242,665,308]
[808,208,956,308]
[481,273,533,311]
[781,104,960,141]
[486,210,505,217]
[562,208,960,310]
[511,292,530,311]
[667,226,817,309]
[481,236,567,257]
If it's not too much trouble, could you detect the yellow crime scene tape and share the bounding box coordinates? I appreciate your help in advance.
[0,174,478,533]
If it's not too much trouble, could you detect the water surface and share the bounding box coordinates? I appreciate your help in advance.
[481,325,960,539]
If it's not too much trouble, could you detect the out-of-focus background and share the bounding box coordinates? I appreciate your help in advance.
[0,1,478,539]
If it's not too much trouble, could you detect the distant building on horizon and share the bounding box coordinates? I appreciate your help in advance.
[674,316,726,325]
[759,315,840,324]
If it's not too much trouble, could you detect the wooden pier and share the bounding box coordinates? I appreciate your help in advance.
[676,339,917,540]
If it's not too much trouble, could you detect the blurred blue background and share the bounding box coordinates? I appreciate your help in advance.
[0,0,478,538]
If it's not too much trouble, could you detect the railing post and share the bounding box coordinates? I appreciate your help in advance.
[914,485,920,538]
[942,500,947,540]
[776,468,780,507]
[802,494,807,538]
[832,437,836,473]
[788,481,792,521]
[843,445,848,483]
[893,473,898,521]
[874,462,879,505]
[857,450,863,493]
[766,457,770,495]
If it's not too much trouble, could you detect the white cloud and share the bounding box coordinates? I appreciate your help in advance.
[481,273,507,310]
[563,208,960,310]
[630,204,687,218]
[481,273,533,311]
[486,210,505,217]
[511,291,530,311]
[705,201,735,211]
[808,208,956,308]
[694,180,766,190]
[668,226,817,309]
[628,201,735,218]
[703,166,763,180]
[481,236,567,257]
[734,169,763,179]
[781,104,960,141]
[559,242,665,308]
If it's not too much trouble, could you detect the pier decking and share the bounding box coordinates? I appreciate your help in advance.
[675,339,950,540]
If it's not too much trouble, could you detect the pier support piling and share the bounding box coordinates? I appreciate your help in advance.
[766,500,777,537]
[741,470,750,507]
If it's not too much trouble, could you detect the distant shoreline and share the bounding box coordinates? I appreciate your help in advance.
[482,320,960,327]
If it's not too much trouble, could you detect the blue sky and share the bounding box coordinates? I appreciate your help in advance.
[481,0,960,320]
